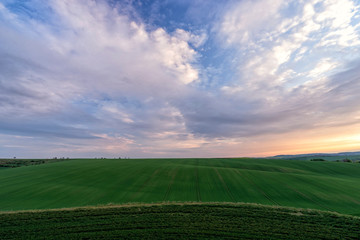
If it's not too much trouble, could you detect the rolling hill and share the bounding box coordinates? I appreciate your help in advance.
[1,158,360,216]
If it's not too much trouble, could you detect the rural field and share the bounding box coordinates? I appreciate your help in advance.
[1,158,360,239]
[1,158,360,214]
[1,203,359,239]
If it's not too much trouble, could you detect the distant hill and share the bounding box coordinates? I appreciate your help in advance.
[272,151,360,159]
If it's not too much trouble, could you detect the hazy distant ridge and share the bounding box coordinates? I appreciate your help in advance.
[273,151,360,158]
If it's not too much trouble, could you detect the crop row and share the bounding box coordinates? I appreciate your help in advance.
[1,203,359,239]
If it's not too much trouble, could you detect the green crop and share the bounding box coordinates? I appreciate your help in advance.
[1,203,359,239]
[1,158,360,216]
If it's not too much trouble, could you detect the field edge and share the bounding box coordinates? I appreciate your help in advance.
[1,201,359,219]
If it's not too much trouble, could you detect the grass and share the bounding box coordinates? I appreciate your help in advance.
[1,158,360,216]
[1,203,359,239]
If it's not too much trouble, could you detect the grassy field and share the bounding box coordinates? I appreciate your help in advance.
[1,158,360,215]
[1,203,359,239]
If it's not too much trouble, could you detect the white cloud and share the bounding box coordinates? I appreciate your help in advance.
[219,0,285,46]
[100,103,134,124]
[0,0,201,105]
[1,0,360,158]
[0,0,202,155]
[217,0,360,92]
[174,29,207,48]
[308,58,340,77]
[315,0,360,47]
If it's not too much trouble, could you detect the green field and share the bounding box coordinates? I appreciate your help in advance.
[1,203,359,239]
[1,158,360,216]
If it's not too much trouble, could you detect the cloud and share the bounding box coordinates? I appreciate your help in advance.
[0,3,197,120]
[1,0,360,158]
[169,0,360,144]
[219,0,285,46]
[217,0,360,89]
[0,0,204,156]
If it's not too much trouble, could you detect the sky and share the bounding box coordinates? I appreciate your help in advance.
[1,0,360,158]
